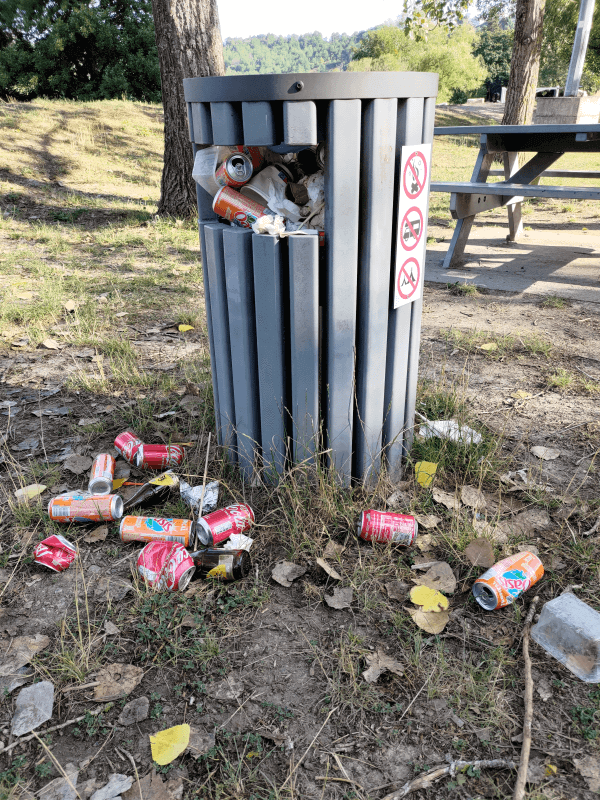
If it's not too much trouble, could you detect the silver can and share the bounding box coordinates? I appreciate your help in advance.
[215,153,254,188]
[88,454,115,495]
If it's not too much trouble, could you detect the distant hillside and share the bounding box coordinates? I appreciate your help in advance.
[223,31,366,75]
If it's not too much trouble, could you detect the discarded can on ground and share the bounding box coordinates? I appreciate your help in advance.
[134,444,184,470]
[356,510,418,546]
[137,541,195,591]
[33,534,77,572]
[88,453,115,495]
[196,503,255,547]
[215,153,253,188]
[48,493,124,523]
[213,186,267,229]
[120,516,195,547]
[114,430,144,463]
[472,551,544,610]
[190,547,252,581]
[123,470,179,512]
[229,145,263,170]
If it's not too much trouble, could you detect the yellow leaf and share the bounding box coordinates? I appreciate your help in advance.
[112,478,126,490]
[415,461,437,488]
[178,324,194,332]
[410,585,449,612]
[14,484,46,503]
[479,342,498,352]
[150,724,190,765]
[246,751,261,759]
[406,606,450,634]
[511,390,532,400]
[545,764,557,776]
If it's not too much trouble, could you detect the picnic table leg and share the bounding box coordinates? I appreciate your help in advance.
[504,151,523,241]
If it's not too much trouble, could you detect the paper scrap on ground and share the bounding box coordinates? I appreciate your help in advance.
[419,419,482,445]
[410,585,449,612]
[227,533,253,551]
[531,445,560,460]
[363,647,404,683]
[150,724,191,765]
[415,461,437,487]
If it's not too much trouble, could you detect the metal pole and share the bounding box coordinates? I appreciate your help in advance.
[564,0,596,97]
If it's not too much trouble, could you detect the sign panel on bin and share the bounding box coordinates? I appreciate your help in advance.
[394,143,432,309]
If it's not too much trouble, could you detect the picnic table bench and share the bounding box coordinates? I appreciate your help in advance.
[430,124,600,269]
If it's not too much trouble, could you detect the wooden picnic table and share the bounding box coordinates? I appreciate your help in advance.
[430,123,600,269]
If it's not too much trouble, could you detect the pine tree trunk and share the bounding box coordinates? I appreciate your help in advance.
[502,0,547,126]
[151,0,225,217]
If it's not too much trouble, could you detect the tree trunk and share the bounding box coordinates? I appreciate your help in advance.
[151,0,225,217]
[502,0,547,126]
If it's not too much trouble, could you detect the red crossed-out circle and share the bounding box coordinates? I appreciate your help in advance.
[403,151,428,199]
[397,257,420,301]
[400,206,424,251]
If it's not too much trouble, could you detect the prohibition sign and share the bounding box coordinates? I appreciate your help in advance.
[403,151,428,199]
[397,257,420,301]
[400,206,424,251]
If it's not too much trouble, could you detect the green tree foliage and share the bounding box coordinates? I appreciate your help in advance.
[473,22,513,84]
[349,23,488,103]
[0,0,161,101]
[540,0,600,92]
[223,30,364,75]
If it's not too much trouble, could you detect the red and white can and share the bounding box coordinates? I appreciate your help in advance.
[196,503,254,547]
[114,430,143,464]
[120,516,195,547]
[33,534,77,572]
[137,541,195,591]
[134,445,184,470]
[48,493,124,522]
[88,453,115,495]
[215,153,253,188]
[356,510,418,546]
[229,145,263,170]
[213,187,267,229]
[473,552,544,610]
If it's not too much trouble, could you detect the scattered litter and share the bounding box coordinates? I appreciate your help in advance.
[324,586,353,610]
[410,585,449,612]
[461,485,486,509]
[63,454,93,474]
[38,764,79,800]
[406,606,450,634]
[93,663,144,701]
[227,533,253,551]
[187,727,216,758]
[574,756,600,793]
[323,540,345,559]
[479,342,498,351]
[39,339,61,350]
[252,214,286,235]
[415,461,437,487]
[118,696,149,726]
[14,483,46,503]
[363,647,404,683]
[120,516,195,547]
[315,557,342,581]
[415,514,441,529]
[63,300,78,313]
[356,510,417,546]
[412,561,456,593]
[465,538,495,568]
[123,470,178,511]
[500,470,551,492]
[418,417,483,445]
[83,525,109,543]
[0,634,50,677]
[178,324,194,332]
[48,494,123,523]
[531,445,560,460]
[385,581,409,601]
[206,675,244,700]
[138,541,195,591]
[179,478,218,515]
[196,503,253,546]
[150,724,191,766]
[272,561,306,587]
[473,552,544,610]
[90,774,133,800]
[11,680,54,736]
[79,417,100,426]
[33,534,77,572]
[192,548,251,581]
[432,488,461,511]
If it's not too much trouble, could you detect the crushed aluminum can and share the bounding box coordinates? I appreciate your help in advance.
[213,186,267,229]
[48,493,124,523]
[215,153,253,188]
[120,516,195,547]
[179,479,219,516]
[114,430,144,463]
[33,534,77,572]
[123,470,179,512]
[472,551,544,610]
[88,453,115,495]
[137,541,195,591]
[190,547,252,581]
[196,503,254,547]
[356,510,418,546]
[134,444,184,470]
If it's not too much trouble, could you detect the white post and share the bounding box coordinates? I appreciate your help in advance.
[564,0,596,96]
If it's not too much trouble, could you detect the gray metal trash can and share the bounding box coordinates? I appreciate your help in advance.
[183,72,438,486]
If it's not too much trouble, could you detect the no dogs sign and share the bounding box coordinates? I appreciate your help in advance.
[393,143,432,308]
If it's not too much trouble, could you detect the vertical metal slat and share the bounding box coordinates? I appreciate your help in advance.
[191,103,213,145]
[324,99,361,485]
[242,101,276,146]
[283,101,318,145]
[223,228,261,480]
[353,98,397,484]
[289,235,319,464]
[210,102,243,145]
[252,234,287,476]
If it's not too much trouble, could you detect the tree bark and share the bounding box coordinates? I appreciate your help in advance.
[502,0,547,126]
[151,0,225,217]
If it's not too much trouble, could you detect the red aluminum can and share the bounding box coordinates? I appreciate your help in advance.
[88,453,115,495]
[134,444,184,469]
[213,187,267,228]
[120,516,195,546]
[196,503,254,547]
[356,510,418,546]
[215,153,253,188]
[473,552,544,610]
[229,145,263,170]
[48,493,123,522]
[33,534,77,572]
[137,541,195,591]
[114,430,143,464]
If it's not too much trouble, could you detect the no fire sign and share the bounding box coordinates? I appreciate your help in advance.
[393,143,432,308]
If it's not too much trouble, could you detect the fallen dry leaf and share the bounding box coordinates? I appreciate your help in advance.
[123,772,170,800]
[415,461,437,487]
[574,756,600,793]
[93,663,143,701]
[531,445,560,461]
[385,581,409,601]
[178,324,194,332]
[39,339,61,350]
[363,647,404,683]
[63,454,93,475]
[511,389,532,400]
[323,540,345,559]
[324,587,353,610]
[93,577,133,602]
[271,561,306,588]
[406,606,450,634]
[104,621,119,636]
[473,518,510,544]
[464,538,495,568]
[461,485,487,509]
[412,561,457,594]
[83,525,108,544]
[479,342,498,351]
[150,724,191,766]
[410,585,449,612]
[415,514,441,529]
[432,488,461,511]
[0,634,50,677]
[14,484,46,503]
[416,534,435,552]
[315,557,342,581]
[386,489,410,508]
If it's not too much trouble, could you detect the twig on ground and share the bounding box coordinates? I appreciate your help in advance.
[115,748,142,800]
[32,732,82,800]
[328,752,367,800]
[379,759,517,799]
[279,705,338,791]
[1,705,106,755]
[197,431,211,518]
[582,516,600,536]
[398,676,430,722]
[513,594,540,800]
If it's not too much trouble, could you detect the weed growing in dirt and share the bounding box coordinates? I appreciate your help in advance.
[444,328,552,359]
[541,295,568,309]
[447,281,478,296]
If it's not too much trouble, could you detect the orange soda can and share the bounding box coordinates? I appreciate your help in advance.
[213,186,267,228]
[472,551,544,610]
[88,454,115,495]
[48,493,123,522]
[119,516,195,547]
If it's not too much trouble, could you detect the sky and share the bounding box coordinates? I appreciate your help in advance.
[217,0,399,40]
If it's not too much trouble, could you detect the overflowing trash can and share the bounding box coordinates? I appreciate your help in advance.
[183,72,438,485]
